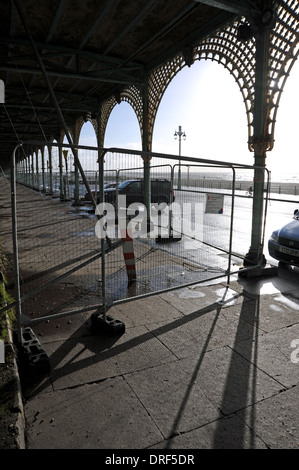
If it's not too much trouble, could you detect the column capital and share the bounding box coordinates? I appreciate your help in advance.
[251,136,271,156]
[142,153,152,164]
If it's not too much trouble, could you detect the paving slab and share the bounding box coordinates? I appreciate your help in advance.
[160,283,246,316]
[125,360,220,438]
[106,295,184,328]
[31,312,92,343]
[237,386,299,449]
[179,347,284,416]
[238,269,299,297]
[150,414,268,449]
[146,301,262,359]
[204,293,299,335]
[25,377,163,449]
[1,177,299,449]
[21,277,299,449]
[42,325,177,391]
[233,323,299,388]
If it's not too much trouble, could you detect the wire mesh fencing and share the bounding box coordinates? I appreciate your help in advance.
[11,143,107,333]
[8,142,269,338]
[100,150,263,304]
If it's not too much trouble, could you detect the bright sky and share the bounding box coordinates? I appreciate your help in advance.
[78,58,299,181]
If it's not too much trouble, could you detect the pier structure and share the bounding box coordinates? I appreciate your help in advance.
[1,1,299,449]
[0,1,298,362]
[1,1,298,269]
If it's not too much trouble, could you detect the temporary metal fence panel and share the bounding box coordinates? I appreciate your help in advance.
[10,143,109,339]
[101,150,265,305]
[8,142,269,342]
[172,163,256,266]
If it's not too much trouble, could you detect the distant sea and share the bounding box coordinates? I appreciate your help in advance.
[270,171,299,183]
[189,168,299,184]
[171,168,299,196]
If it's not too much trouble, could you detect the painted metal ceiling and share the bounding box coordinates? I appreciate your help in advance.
[0,1,259,166]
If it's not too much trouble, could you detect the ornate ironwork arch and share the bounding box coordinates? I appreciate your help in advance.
[267,0,299,150]
[76,115,98,146]
[96,1,298,155]
[146,0,299,154]
[100,86,143,148]
[60,127,75,145]
[196,20,256,150]
[146,19,256,153]
[147,54,186,151]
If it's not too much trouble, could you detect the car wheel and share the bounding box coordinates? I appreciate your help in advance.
[278,261,289,268]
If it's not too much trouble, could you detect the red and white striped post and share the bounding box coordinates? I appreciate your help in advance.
[120,219,136,285]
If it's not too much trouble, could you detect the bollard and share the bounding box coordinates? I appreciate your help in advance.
[120,218,137,286]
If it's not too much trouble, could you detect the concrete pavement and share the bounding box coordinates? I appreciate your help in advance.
[22,267,299,449]
[0,176,298,450]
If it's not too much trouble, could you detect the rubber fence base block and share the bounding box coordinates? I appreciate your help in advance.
[90,313,126,336]
[19,327,51,376]
[155,234,182,243]
[238,265,278,279]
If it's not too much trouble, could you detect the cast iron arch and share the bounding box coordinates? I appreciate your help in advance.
[76,116,98,146]
[148,3,299,154]
[100,86,143,149]
[94,1,298,156]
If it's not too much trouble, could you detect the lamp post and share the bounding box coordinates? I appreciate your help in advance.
[174,125,186,190]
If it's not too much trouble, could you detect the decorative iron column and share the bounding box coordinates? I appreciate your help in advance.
[35,147,39,189]
[41,146,45,192]
[58,134,65,200]
[142,83,152,232]
[244,3,276,268]
[48,143,53,195]
[72,122,80,205]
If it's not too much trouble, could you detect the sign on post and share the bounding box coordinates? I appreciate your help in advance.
[205,193,224,214]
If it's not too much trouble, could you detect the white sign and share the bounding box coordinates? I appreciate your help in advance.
[0,340,4,363]
[205,193,224,214]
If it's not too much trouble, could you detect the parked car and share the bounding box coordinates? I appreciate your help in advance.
[268,209,299,266]
[84,183,117,201]
[104,179,175,207]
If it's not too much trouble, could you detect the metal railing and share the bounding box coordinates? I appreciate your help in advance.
[6,141,270,342]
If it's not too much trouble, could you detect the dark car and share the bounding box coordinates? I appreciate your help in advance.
[268,209,299,266]
[104,179,175,207]
[84,182,117,201]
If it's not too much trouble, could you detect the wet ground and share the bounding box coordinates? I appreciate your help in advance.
[1,177,299,449]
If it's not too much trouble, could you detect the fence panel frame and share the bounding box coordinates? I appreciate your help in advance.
[9,141,270,341]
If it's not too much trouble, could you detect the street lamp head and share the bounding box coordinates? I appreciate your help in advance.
[174,126,186,141]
